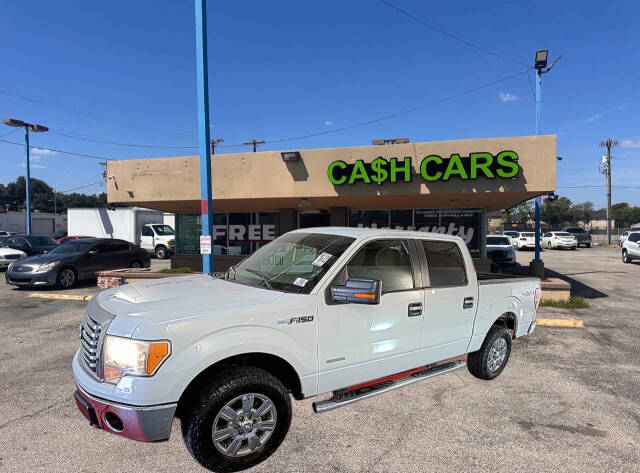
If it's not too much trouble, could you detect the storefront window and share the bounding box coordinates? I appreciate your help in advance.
[258,212,280,249]
[228,213,252,255]
[176,214,201,254]
[390,209,413,230]
[349,210,389,228]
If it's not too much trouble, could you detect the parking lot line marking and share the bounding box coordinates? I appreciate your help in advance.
[28,293,94,302]
[536,317,585,328]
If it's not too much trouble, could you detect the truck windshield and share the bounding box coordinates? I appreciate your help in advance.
[227,232,355,293]
[152,225,175,235]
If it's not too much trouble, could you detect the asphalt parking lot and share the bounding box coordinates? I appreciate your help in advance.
[1,247,638,473]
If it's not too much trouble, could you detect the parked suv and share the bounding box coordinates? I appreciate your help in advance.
[622,232,640,263]
[562,227,592,248]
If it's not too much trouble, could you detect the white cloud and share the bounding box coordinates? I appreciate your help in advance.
[621,139,640,148]
[20,163,46,169]
[499,92,518,102]
[31,147,57,155]
[573,103,629,126]
[325,121,334,126]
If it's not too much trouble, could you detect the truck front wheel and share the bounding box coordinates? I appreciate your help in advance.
[467,325,512,380]
[182,367,292,472]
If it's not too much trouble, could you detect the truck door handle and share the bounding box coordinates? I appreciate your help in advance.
[463,297,474,309]
[408,302,423,317]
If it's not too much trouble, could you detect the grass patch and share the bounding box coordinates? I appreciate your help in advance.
[157,267,193,274]
[539,296,589,309]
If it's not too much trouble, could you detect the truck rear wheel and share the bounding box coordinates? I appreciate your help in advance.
[182,367,292,472]
[467,325,512,380]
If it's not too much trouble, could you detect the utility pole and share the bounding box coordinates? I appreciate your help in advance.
[210,138,224,155]
[195,0,214,273]
[600,139,618,245]
[243,139,265,152]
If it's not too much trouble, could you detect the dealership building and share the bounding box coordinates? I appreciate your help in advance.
[106,135,556,270]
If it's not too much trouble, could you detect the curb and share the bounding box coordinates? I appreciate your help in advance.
[28,293,94,302]
[536,317,585,328]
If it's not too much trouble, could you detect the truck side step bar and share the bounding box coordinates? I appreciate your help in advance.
[312,357,467,413]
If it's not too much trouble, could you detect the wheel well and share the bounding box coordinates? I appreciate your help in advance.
[176,353,303,418]
[493,312,517,337]
[155,244,166,250]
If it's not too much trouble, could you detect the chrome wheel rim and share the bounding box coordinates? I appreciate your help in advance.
[487,337,507,373]
[212,393,277,458]
[60,269,74,287]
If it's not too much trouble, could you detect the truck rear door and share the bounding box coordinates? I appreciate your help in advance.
[416,239,478,365]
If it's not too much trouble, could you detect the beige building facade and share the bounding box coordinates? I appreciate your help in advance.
[107,135,556,266]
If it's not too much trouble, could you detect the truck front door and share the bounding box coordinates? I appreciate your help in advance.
[416,239,477,365]
[317,239,423,393]
[140,225,154,252]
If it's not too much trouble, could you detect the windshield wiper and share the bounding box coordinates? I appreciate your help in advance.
[243,268,274,290]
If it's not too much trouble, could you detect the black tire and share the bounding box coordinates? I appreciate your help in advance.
[622,249,630,264]
[467,325,512,380]
[155,245,167,259]
[586,243,591,248]
[129,261,142,269]
[57,267,76,289]
[547,242,552,249]
[182,367,292,472]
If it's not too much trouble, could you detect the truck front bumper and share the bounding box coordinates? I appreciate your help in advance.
[74,384,177,442]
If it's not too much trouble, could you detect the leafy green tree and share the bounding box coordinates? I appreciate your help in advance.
[502,201,533,223]
[541,196,572,228]
[570,201,594,225]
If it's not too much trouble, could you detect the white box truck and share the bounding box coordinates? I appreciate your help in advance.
[67,208,176,259]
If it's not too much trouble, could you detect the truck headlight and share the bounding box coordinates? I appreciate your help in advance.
[34,261,59,273]
[102,335,171,384]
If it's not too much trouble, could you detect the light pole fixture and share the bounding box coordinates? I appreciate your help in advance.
[3,118,49,235]
[534,49,548,70]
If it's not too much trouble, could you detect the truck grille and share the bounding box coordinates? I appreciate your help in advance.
[80,314,102,376]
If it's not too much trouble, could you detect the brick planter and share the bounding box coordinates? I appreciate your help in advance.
[96,268,197,289]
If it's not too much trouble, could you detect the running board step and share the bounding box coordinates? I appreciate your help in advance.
[312,360,467,413]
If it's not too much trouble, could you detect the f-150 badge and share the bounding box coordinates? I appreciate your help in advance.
[277,316,314,325]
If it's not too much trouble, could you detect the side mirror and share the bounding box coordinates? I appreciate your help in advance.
[331,278,381,305]
[88,250,98,256]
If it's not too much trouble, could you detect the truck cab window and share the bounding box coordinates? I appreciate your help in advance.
[142,226,154,237]
[421,240,467,287]
[346,240,413,293]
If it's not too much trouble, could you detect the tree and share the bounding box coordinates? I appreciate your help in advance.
[612,202,640,228]
[570,201,594,225]
[541,196,572,228]
[0,176,107,213]
[502,201,533,223]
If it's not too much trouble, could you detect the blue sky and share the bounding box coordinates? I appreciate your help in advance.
[1,0,639,207]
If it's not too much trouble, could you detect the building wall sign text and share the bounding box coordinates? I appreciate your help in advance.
[327,150,520,185]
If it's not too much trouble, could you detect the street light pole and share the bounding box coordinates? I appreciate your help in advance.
[195,0,214,273]
[3,118,48,236]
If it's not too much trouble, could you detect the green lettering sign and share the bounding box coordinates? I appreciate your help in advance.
[327,150,519,185]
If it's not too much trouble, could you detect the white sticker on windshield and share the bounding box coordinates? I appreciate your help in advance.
[293,277,308,287]
[312,252,333,267]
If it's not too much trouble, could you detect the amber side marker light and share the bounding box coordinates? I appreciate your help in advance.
[147,342,170,375]
[354,293,376,300]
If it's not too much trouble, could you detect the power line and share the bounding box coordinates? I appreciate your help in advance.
[59,181,105,194]
[0,128,20,139]
[0,138,114,161]
[378,0,529,67]
[0,85,196,140]
[261,68,530,145]
[49,130,198,149]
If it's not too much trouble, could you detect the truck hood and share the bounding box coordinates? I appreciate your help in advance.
[100,274,284,310]
[99,274,288,337]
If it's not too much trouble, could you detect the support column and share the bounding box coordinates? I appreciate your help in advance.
[329,207,348,227]
[279,208,298,234]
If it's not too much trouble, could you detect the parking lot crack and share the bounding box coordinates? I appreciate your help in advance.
[0,398,68,431]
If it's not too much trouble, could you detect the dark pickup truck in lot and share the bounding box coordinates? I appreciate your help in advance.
[562,227,592,248]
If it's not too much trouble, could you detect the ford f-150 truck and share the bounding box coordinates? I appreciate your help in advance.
[73,228,541,472]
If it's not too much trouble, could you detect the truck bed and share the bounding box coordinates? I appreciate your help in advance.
[476,272,540,285]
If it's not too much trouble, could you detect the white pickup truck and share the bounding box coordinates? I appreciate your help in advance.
[73,228,541,472]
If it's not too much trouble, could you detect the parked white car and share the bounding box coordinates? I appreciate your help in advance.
[501,231,519,248]
[620,231,632,246]
[513,231,536,250]
[72,228,541,471]
[0,246,26,269]
[622,232,640,263]
[542,231,577,250]
[486,235,516,266]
